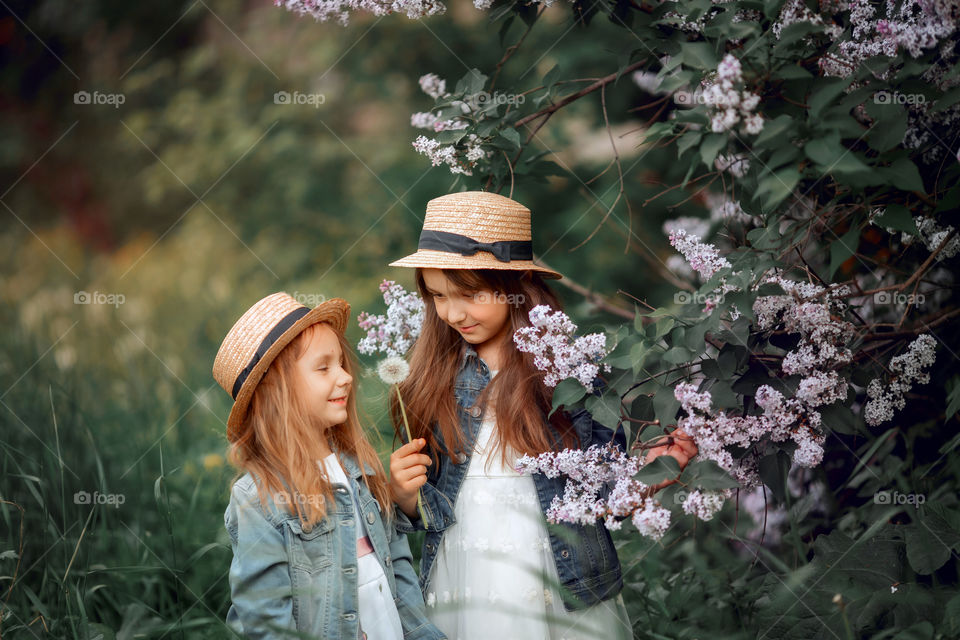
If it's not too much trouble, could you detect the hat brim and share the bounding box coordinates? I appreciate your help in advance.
[226,298,350,440]
[389,249,562,279]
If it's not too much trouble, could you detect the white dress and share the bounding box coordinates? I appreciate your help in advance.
[425,371,632,640]
[321,454,404,640]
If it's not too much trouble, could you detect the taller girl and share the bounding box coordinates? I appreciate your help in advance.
[387,192,633,639]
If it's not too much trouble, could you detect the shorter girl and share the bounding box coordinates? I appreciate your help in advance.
[213,292,445,640]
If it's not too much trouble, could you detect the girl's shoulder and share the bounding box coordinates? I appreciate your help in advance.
[227,472,289,526]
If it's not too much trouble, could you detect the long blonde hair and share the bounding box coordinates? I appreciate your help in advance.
[228,322,391,526]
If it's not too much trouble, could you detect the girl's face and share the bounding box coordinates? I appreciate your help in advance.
[293,323,353,429]
[422,268,512,350]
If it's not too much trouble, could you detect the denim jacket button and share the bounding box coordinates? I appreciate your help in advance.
[455,452,467,464]
[366,512,376,525]
[469,405,482,418]
[302,523,313,533]
[385,556,392,566]
[561,549,570,559]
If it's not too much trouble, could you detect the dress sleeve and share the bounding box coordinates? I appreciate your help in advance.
[386,525,447,639]
[224,483,297,638]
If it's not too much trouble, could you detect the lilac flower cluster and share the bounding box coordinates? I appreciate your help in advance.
[409,74,493,176]
[698,54,764,135]
[357,280,424,357]
[513,305,611,392]
[911,216,960,261]
[275,0,444,25]
[753,274,855,381]
[704,192,757,226]
[668,229,732,280]
[674,381,827,487]
[714,153,751,178]
[680,489,731,521]
[662,217,711,242]
[668,228,743,318]
[825,0,958,75]
[515,444,673,539]
[864,334,938,426]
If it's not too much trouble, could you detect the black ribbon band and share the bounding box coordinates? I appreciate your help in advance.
[418,229,532,263]
[231,306,311,399]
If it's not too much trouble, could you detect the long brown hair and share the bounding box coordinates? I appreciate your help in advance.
[392,268,579,466]
[228,322,391,526]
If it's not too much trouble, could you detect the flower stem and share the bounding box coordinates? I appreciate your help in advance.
[395,385,430,529]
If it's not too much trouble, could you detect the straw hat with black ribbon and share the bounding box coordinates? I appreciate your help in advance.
[213,292,350,440]
[389,191,562,279]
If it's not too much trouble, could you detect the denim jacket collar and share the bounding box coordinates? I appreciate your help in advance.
[458,342,492,377]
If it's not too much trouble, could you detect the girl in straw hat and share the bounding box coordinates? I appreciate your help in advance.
[213,292,446,640]
[386,192,695,638]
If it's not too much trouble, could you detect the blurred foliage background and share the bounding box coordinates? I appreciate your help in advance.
[0,0,688,636]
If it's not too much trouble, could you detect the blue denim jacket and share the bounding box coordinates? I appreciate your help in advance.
[224,452,446,639]
[396,344,626,612]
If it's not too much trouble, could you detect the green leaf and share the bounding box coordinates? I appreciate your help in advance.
[630,342,650,374]
[500,127,521,149]
[809,78,850,119]
[946,375,960,420]
[754,114,794,148]
[865,102,908,152]
[887,157,925,192]
[828,224,860,279]
[654,316,675,339]
[875,204,919,235]
[662,346,693,364]
[758,450,792,503]
[455,68,487,96]
[820,401,857,435]
[634,452,681,486]
[684,459,740,489]
[699,133,727,169]
[681,41,718,69]
[551,378,587,413]
[905,522,952,575]
[804,135,871,175]
[755,167,801,209]
[653,384,680,431]
[677,130,702,159]
[933,85,960,113]
[585,393,621,429]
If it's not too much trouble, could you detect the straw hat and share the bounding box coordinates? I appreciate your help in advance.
[213,292,350,440]
[389,191,562,279]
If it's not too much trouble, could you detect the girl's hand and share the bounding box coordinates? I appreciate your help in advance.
[643,426,698,493]
[389,438,432,519]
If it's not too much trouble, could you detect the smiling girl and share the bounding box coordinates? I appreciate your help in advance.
[213,292,445,639]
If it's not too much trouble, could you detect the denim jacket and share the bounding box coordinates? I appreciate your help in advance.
[224,451,446,640]
[396,344,626,612]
